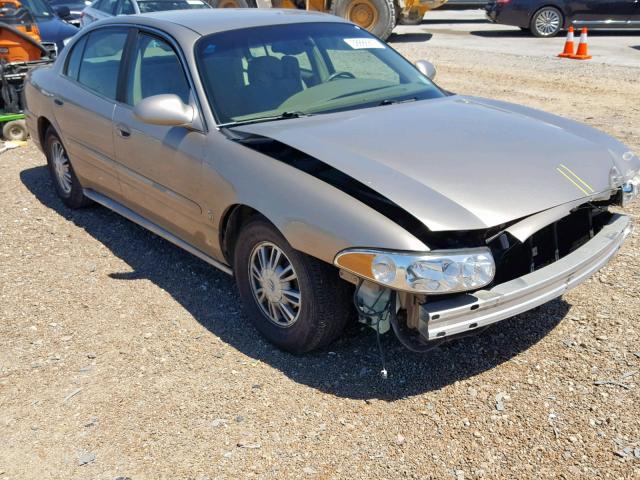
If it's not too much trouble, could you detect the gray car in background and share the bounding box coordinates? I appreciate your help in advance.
[24,10,639,355]
[79,0,209,26]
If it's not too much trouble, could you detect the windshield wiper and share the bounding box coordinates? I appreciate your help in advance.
[219,111,311,128]
[379,97,418,106]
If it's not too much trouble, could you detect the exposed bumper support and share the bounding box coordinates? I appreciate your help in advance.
[419,214,632,340]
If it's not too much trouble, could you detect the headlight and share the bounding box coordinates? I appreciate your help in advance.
[621,172,640,207]
[335,248,495,294]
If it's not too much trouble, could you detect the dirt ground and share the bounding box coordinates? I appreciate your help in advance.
[1,37,640,480]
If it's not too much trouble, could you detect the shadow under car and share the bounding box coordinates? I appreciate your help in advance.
[21,164,569,401]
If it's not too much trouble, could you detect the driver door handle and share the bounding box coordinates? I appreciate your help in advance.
[116,124,131,138]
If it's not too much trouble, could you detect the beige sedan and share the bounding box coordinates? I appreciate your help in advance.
[25,10,639,356]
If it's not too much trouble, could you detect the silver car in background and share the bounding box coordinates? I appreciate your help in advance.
[24,10,639,355]
[80,0,209,26]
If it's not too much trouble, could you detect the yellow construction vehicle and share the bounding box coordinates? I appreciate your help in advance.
[220,0,447,40]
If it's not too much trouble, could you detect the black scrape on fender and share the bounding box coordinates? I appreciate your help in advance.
[225,129,430,241]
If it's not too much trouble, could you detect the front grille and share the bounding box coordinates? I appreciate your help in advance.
[489,205,613,285]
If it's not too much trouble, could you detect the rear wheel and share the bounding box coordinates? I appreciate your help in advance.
[234,217,350,353]
[45,128,92,209]
[530,6,563,37]
[331,0,396,40]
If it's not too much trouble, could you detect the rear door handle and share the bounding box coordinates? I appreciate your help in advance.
[116,124,131,138]
[54,98,63,106]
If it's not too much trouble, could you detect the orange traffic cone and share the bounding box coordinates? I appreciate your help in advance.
[570,27,592,60]
[558,26,575,58]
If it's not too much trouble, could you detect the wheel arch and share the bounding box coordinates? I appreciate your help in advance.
[37,116,53,148]
[219,204,267,267]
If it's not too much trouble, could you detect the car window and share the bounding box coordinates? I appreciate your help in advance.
[125,33,190,106]
[136,0,208,13]
[117,0,135,13]
[64,35,87,80]
[18,0,54,19]
[97,0,118,13]
[320,42,399,84]
[77,28,128,100]
[196,22,443,125]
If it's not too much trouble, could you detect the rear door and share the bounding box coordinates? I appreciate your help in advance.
[112,30,207,247]
[53,27,130,199]
[571,0,630,25]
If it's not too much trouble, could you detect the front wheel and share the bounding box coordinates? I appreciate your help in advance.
[234,218,350,353]
[330,0,396,40]
[530,6,563,37]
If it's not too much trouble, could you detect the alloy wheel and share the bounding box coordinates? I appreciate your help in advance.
[51,139,72,195]
[249,241,302,328]
[535,9,561,36]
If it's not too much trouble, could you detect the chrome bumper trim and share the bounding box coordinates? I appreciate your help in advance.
[419,214,632,340]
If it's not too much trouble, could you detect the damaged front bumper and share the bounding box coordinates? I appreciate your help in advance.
[418,214,632,340]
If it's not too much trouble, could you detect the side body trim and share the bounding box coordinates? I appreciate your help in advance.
[83,189,233,275]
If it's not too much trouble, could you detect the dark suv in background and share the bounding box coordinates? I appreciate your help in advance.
[486,0,640,37]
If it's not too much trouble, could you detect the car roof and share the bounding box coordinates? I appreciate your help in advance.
[102,8,346,36]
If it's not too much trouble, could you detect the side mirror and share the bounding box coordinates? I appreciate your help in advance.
[56,6,71,17]
[415,60,436,80]
[133,94,194,127]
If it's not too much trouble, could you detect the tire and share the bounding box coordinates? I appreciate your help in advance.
[530,6,563,37]
[45,128,92,209]
[234,217,350,353]
[2,120,28,141]
[330,0,396,40]
[209,0,249,7]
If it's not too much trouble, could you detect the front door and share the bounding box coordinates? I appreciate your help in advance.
[112,31,207,248]
[619,0,640,23]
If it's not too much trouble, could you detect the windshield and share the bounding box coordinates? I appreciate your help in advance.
[137,0,209,12]
[196,22,444,125]
[19,0,55,19]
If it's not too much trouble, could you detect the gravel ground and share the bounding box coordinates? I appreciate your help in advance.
[1,42,640,480]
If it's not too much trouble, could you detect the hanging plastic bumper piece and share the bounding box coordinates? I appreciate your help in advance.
[418,214,632,341]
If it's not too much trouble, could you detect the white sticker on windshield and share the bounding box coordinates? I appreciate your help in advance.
[187,0,204,4]
[343,38,385,49]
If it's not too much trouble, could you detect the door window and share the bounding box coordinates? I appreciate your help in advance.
[97,0,118,13]
[124,33,191,106]
[64,35,87,80]
[117,0,135,14]
[77,28,128,99]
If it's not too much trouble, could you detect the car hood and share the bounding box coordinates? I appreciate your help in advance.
[236,95,631,232]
